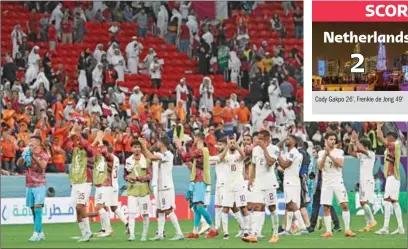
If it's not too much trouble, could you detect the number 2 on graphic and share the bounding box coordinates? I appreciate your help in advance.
[350,53,365,73]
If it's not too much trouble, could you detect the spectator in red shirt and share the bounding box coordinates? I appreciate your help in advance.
[27,8,40,42]
[48,21,57,51]
[61,14,73,44]
[178,19,190,54]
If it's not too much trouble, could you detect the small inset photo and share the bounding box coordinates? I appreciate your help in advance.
[307,1,408,121]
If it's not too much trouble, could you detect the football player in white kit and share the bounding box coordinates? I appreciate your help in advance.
[348,131,377,232]
[318,132,356,238]
[375,123,405,235]
[278,135,308,235]
[107,145,128,230]
[242,130,280,243]
[210,137,246,237]
[210,138,229,232]
[219,136,251,240]
[140,137,184,241]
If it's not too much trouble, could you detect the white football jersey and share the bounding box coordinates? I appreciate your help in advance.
[111,155,120,188]
[224,150,245,191]
[318,148,344,185]
[283,147,302,186]
[357,150,375,182]
[157,151,175,190]
[252,144,280,190]
[210,155,229,188]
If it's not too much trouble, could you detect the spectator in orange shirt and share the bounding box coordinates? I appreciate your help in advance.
[1,126,17,174]
[52,120,69,146]
[103,128,114,146]
[122,127,133,158]
[35,110,51,142]
[212,100,224,124]
[17,123,30,146]
[223,99,235,136]
[235,101,251,134]
[52,93,65,121]
[149,97,162,123]
[205,124,217,156]
[176,100,187,123]
[113,132,124,163]
[51,137,66,172]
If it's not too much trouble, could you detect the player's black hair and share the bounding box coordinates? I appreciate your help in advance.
[243,134,252,140]
[259,130,270,137]
[131,140,142,147]
[81,133,88,140]
[386,131,398,140]
[219,136,228,143]
[161,136,171,148]
[195,131,206,140]
[324,131,337,140]
[103,140,110,147]
[289,135,298,147]
[360,138,372,150]
[303,141,309,150]
[252,131,259,137]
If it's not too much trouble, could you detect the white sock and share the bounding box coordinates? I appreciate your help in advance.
[215,207,222,230]
[114,208,127,225]
[392,202,404,228]
[294,210,306,230]
[222,212,229,235]
[128,213,136,235]
[99,209,106,231]
[342,211,350,231]
[242,214,250,233]
[158,213,166,236]
[270,211,279,235]
[362,204,374,224]
[78,221,85,236]
[324,216,332,233]
[384,201,392,229]
[82,217,91,233]
[248,212,252,231]
[258,212,265,235]
[285,212,294,232]
[142,215,149,237]
[250,211,261,236]
[104,211,112,232]
[364,212,370,226]
[168,212,183,235]
[233,211,244,230]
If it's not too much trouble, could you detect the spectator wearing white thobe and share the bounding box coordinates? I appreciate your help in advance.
[125,36,143,74]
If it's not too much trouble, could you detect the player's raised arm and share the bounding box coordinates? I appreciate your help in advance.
[277,152,293,169]
[31,151,49,169]
[218,141,230,161]
[348,131,359,158]
[328,149,344,168]
[317,150,327,170]
[258,140,276,166]
[376,122,388,147]
[138,138,161,161]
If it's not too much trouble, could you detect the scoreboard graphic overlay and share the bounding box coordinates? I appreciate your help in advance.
[309,1,408,121]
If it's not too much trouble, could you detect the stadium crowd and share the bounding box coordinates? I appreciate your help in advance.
[1,1,405,177]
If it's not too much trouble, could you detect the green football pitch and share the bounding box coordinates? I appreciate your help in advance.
[1,215,406,248]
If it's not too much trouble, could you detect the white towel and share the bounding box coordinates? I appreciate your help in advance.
[125,154,147,174]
